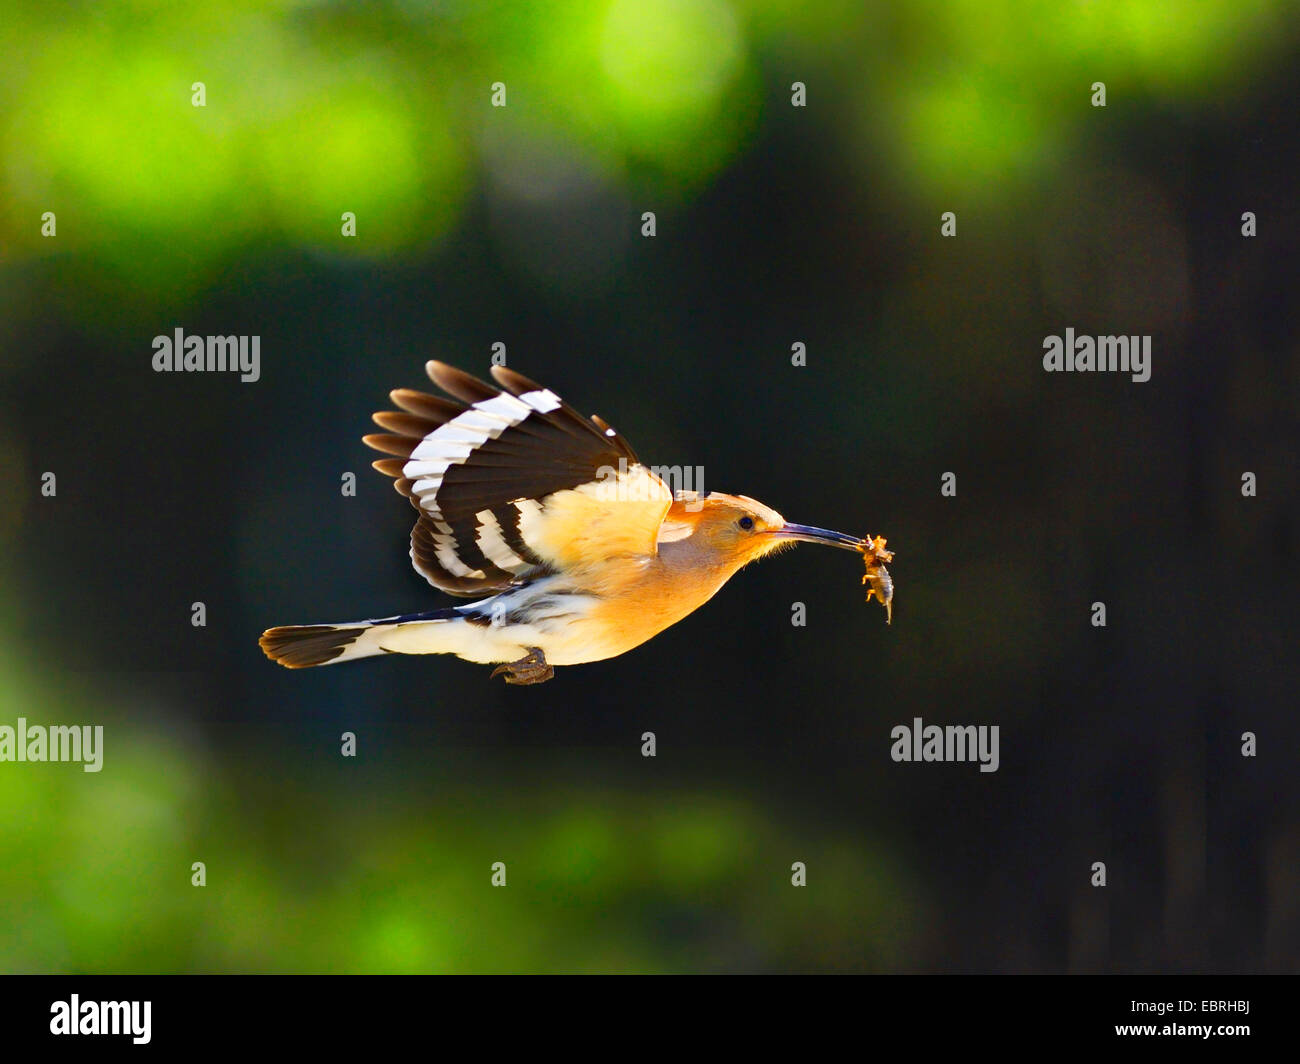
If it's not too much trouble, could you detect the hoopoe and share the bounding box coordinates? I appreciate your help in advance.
[259,362,893,684]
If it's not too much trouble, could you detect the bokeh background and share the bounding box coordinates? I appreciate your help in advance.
[1,0,1297,972]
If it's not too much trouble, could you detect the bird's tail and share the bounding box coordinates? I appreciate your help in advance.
[259,608,464,668]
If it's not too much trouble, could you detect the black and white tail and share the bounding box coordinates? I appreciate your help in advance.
[259,608,466,668]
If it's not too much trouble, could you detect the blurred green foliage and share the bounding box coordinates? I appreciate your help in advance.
[0,639,920,972]
[2,0,1288,304]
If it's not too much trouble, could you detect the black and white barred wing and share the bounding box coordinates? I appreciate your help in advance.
[364,362,673,595]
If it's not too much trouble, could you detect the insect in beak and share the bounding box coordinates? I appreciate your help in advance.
[859,535,894,624]
[766,525,895,623]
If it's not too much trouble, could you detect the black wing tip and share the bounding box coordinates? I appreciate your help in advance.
[259,625,356,668]
[389,388,462,421]
[364,433,417,458]
[490,364,544,395]
[425,361,496,403]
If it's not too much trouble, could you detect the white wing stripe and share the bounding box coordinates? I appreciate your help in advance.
[407,440,476,463]
[430,518,485,578]
[419,425,493,446]
[521,389,562,413]
[473,393,533,421]
[511,498,548,555]
[457,409,516,432]
[415,457,455,473]
[475,509,531,574]
[402,390,547,510]
[409,432,486,460]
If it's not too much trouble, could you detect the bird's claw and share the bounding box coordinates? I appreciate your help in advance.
[491,646,555,685]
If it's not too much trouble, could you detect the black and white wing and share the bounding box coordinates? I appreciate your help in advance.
[364,362,672,596]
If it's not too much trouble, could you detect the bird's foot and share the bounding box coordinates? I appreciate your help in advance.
[491,646,554,685]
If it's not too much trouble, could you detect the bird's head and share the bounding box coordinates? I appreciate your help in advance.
[675,493,865,573]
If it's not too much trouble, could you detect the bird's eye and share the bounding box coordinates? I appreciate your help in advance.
[738,516,755,530]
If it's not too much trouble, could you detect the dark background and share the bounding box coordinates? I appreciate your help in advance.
[0,2,1296,972]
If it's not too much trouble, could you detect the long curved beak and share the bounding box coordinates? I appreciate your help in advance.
[766,524,864,551]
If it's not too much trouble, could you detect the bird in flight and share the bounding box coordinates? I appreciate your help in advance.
[260,362,893,684]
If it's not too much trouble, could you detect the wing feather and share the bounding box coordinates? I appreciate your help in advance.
[364,362,670,596]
